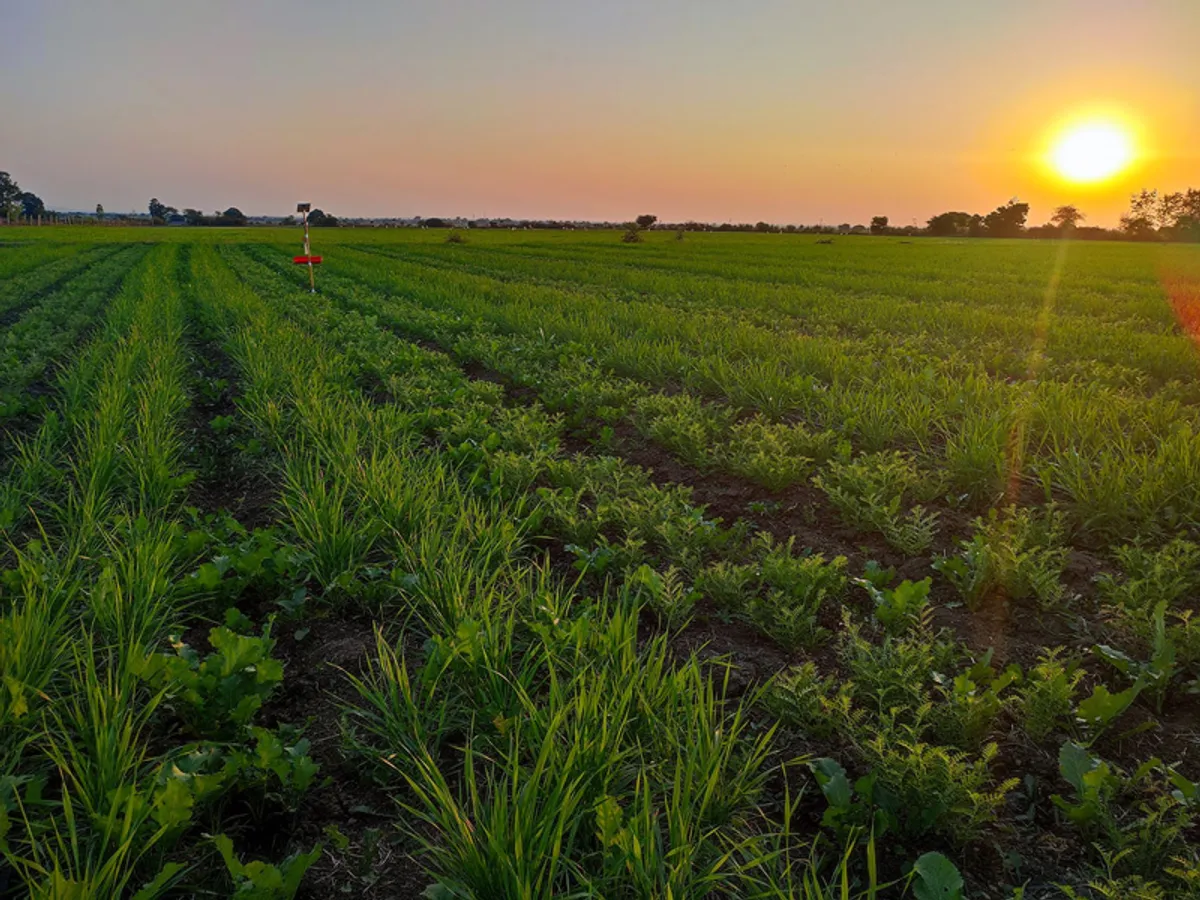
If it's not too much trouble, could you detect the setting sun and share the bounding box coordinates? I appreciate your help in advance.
[1049,120,1135,184]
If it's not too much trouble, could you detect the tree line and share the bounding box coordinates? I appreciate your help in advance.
[918,190,1200,241]
[654,190,1199,242]
[146,198,339,227]
[0,171,47,221]
[1117,189,1200,241]
[3,165,1197,240]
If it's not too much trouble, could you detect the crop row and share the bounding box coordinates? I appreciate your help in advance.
[249,243,1197,552]
[353,237,1196,392]
[0,246,321,896]
[0,244,149,425]
[188,244,953,896]
[217,244,1200,896]
[0,241,98,284]
[239,243,1200,725]
[0,244,125,321]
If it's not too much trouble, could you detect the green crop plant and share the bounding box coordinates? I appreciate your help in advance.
[815,452,940,553]
[935,505,1069,609]
[1074,681,1142,738]
[763,662,859,739]
[940,407,1010,506]
[1095,601,1179,712]
[1018,649,1085,742]
[856,722,1018,843]
[1053,744,1199,882]
[741,540,848,649]
[136,610,283,739]
[214,834,322,900]
[855,575,933,635]
[840,617,956,719]
[1096,538,1200,615]
[930,650,1021,750]
[622,564,698,628]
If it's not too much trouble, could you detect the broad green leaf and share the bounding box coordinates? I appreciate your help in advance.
[912,851,964,900]
[1058,741,1096,792]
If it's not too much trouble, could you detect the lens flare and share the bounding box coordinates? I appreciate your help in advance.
[1049,121,1134,183]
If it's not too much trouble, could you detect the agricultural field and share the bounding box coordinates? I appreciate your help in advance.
[1,226,1199,899]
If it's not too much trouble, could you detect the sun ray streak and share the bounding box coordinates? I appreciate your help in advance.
[973,240,1071,654]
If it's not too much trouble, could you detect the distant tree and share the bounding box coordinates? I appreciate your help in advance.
[308,209,338,227]
[926,211,973,236]
[0,172,21,222]
[1119,214,1157,240]
[870,215,889,234]
[635,214,658,230]
[148,198,178,224]
[219,207,247,226]
[1050,205,1085,230]
[983,200,1029,237]
[621,223,643,243]
[421,217,447,229]
[1129,189,1161,226]
[0,172,20,206]
[95,203,105,222]
[1158,189,1200,240]
[1158,191,1186,229]
[183,208,206,226]
[1120,189,1161,240]
[19,192,45,219]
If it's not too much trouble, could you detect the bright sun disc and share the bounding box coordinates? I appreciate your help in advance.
[1050,121,1134,183]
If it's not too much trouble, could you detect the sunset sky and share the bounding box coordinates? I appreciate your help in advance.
[4,0,1198,226]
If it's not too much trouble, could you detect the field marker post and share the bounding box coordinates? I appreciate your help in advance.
[293,202,322,292]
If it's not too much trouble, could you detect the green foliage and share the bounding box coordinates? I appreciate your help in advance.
[815,452,939,553]
[841,619,955,716]
[13,226,1200,900]
[1053,742,1123,827]
[911,852,965,900]
[858,724,1017,843]
[1098,539,1200,690]
[763,662,857,739]
[1096,538,1200,615]
[136,613,284,739]
[1095,601,1178,712]
[214,834,321,899]
[747,546,847,650]
[622,564,698,628]
[856,575,932,634]
[931,650,1021,750]
[935,506,1069,609]
[1051,745,1199,886]
[1019,649,1084,742]
[807,757,896,841]
[1074,681,1141,738]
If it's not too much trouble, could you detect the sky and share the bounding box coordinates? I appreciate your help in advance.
[3,0,1198,226]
